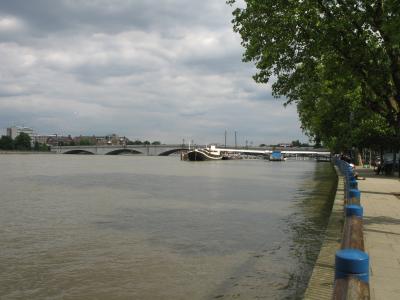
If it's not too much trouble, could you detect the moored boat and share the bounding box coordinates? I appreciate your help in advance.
[186,145,223,161]
[269,150,284,161]
[221,152,242,160]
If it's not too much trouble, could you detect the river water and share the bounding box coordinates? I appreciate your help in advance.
[0,155,336,300]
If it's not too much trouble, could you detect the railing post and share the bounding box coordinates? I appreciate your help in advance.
[335,249,369,283]
[349,189,361,201]
[345,205,363,218]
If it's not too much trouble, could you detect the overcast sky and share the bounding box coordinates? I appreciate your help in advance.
[0,0,306,145]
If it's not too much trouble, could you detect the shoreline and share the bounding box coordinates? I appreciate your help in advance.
[303,164,344,299]
[0,151,56,154]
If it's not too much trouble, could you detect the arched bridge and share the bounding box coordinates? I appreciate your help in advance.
[54,145,190,156]
[54,144,331,157]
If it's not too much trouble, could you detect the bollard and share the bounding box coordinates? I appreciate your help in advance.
[346,176,354,184]
[335,249,369,282]
[346,177,356,188]
[345,204,363,217]
[349,189,361,200]
[349,178,358,189]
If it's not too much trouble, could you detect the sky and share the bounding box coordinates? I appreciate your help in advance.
[0,0,307,145]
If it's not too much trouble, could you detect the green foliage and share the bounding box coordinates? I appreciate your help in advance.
[14,132,31,151]
[0,135,14,150]
[291,140,301,147]
[124,140,161,145]
[291,140,310,147]
[127,140,143,145]
[228,0,400,151]
[34,141,50,152]
[79,138,94,146]
[295,61,395,151]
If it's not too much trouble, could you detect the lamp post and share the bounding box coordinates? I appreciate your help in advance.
[224,130,227,148]
[235,131,237,149]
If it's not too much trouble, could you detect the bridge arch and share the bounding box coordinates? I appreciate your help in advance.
[105,149,143,155]
[158,148,185,156]
[63,149,95,155]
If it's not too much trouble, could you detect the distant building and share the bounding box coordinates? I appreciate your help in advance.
[106,133,121,145]
[94,136,109,145]
[73,135,97,146]
[32,134,71,146]
[46,135,74,146]
[94,134,128,146]
[33,135,51,145]
[7,126,35,140]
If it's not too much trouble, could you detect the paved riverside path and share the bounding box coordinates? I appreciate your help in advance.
[356,168,400,299]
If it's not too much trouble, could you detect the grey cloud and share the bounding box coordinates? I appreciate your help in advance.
[0,84,31,97]
[0,0,231,37]
[0,0,306,144]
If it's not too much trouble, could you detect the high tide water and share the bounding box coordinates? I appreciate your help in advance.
[0,155,336,299]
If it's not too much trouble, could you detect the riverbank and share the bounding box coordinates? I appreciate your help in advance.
[303,165,344,299]
[356,168,400,299]
[0,151,55,154]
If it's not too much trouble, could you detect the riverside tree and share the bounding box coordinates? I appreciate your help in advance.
[291,56,395,151]
[228,0,400,145]
[14,132,31,151]
[0,136,14,150]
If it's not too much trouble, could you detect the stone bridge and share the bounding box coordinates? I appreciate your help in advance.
[54,144,330,157]
[54,144,191,156]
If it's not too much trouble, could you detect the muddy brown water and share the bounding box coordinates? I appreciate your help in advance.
[0,155,336,299]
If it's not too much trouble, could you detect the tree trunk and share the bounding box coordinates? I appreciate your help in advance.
[397,113,400,178]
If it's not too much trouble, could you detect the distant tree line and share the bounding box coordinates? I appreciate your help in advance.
[57,138,99,146]
[55,138,162,146]
[0,134,164,150]
[126,140,161,145]
[0,133,49,151]
[290,140,312,148]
